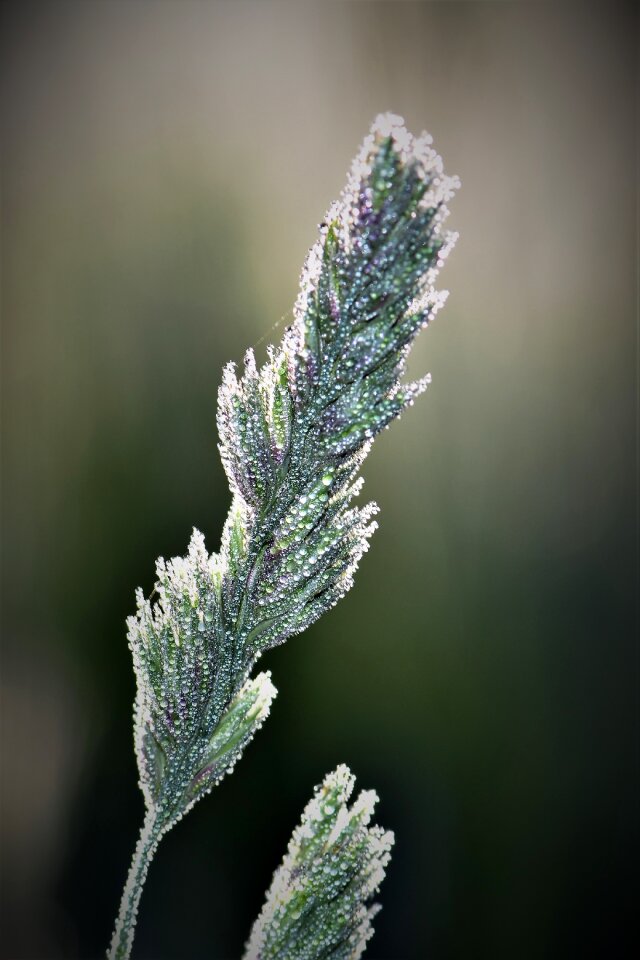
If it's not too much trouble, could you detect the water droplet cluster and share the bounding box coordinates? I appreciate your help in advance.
[244,765,394,960]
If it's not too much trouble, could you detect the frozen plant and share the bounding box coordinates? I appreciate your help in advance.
[108,113,459,960]
[245,765,394,960]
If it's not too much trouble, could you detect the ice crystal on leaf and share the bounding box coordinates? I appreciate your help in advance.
[244,766,394,960]
[109,113,458,960]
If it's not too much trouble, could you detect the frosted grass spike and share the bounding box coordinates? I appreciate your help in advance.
[109,112,458,960]
[244,765,395,960]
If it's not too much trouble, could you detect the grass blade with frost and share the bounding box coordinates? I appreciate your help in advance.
[108,113,458,959]
[244,765,394,960]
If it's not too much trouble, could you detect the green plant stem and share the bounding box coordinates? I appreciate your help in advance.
[108,808,163,960]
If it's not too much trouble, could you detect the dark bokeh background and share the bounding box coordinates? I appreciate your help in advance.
[1,2,637,958]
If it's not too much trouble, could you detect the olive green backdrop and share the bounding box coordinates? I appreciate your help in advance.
[1,1,636,958]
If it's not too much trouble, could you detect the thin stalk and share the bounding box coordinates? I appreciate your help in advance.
[108,807,164,960]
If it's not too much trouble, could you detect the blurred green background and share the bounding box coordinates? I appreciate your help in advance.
[1,1,636,958]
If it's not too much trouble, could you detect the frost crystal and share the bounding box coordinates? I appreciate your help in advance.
[244,766,394,960]
[110,113,458,960]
